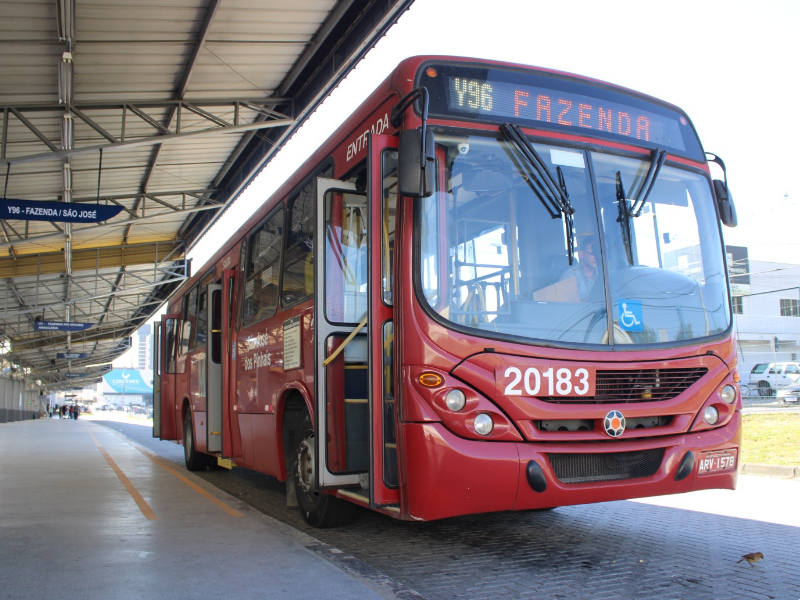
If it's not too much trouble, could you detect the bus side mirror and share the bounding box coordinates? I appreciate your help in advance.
[713,179,737,227]
[398,128,435,198]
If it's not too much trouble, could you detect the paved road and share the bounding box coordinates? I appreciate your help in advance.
[92,417,800,600]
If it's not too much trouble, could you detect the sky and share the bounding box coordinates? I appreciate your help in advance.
[191,0,800,268]
[116,0,800,364]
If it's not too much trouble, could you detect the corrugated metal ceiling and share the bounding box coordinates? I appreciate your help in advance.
[0,0,413,386]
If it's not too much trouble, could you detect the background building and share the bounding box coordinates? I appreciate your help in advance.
[729,245,800,382]
[137,325,153,371]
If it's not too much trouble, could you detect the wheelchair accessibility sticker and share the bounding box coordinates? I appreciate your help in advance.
[618,300,643,332]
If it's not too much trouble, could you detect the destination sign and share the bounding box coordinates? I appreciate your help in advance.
[64,373,85,379]
[0,199,123,223]
[419,63,704,160]
[34,321,93,332]
[57,352,90,360]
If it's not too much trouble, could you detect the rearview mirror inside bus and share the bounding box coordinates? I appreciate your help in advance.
[713,179,738,227]
[461,165,514,192]
[398,128,435,198]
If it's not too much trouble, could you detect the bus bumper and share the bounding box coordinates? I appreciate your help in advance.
[400,412,740,522]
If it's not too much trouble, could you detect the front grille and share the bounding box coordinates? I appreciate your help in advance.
[539,368,707,403]
[547,448,665,483]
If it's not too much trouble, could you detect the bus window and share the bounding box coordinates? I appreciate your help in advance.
[164,318,179,374]
[243,208,283,327]
[282,180,315,307]
[179,321,192,356]
[183,287,198,352]
[382,149,398,305]
[324,189,368,324]
[196,288,208,347]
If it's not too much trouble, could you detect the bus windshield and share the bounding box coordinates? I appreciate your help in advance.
[418,133,730,346]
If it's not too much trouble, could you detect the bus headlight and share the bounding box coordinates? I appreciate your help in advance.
[719,385,736,404]
[445,389,466,411]
[474,413,494,436]
[703,406,720,425]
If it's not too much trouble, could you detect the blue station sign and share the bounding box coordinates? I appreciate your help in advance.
[57,352,90,359]
[34,321,93,332]
[0,198,124,223]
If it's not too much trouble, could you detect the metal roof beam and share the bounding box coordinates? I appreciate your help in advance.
[1,113,293,167]
[2,274,187,320]
[11,322,143,351]
[70,188,217,204]
[183,0,415,249]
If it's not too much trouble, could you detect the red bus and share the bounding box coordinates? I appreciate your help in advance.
[153,56,741,527]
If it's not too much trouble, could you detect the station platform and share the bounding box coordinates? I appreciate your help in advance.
[0,418,389,600]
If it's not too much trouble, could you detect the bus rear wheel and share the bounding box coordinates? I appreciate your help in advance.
[291,410,356,528]
[184,410,211,471]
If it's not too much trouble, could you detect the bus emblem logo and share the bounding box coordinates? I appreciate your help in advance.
[604,410,626,437]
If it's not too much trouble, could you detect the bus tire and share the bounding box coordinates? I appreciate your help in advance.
[291,410,356,528]
[184,409,210,471]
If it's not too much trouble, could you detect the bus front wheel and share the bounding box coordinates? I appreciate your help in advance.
[291,410,356,528]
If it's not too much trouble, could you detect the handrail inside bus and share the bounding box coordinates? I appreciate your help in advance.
[321,314,369,367]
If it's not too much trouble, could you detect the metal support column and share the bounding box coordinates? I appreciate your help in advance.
[0,377,9,423]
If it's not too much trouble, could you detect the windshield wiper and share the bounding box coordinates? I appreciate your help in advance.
[501,123,577,264]
[615,147,667,264]
[623,147,667,217]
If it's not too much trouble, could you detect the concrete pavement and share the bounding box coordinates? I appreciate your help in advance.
[0,418,396,600]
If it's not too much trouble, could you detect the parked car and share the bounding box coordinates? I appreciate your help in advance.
[749,362,800,397]
[777,382,800,404]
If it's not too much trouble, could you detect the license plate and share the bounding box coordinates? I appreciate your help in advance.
[786,396,798,403]
[697,449,738,474]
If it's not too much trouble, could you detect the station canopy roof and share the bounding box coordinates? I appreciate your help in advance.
[0,0,413,388]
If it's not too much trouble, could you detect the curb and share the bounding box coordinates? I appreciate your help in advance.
[740,463,800,479]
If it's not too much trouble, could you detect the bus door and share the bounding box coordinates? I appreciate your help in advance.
[221,268,238,458]
[368,134,399,508]
[152,320,162,437]
[316,133,400,509]
[158,313,181,440]
[315,178,369,493]
[206,282,223,454]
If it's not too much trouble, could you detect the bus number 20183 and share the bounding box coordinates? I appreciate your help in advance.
[498,366,596,397]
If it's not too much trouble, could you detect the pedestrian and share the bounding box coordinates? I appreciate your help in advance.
[73,405,80,420]
[68,405,74,419]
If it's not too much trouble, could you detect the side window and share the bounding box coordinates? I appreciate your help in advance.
[382,149,398,305]
[243,208,284,327]
[281,165,332,307]
[179,321,193,356]
[324,188,368,323]
[785,365,800,375]
[164,318,178,374]
[768,365,780,374]
[196,288,208,347]
[180,288,197,355]
[281,181,316,306]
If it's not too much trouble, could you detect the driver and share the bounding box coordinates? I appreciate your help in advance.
[559,235,598,301]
